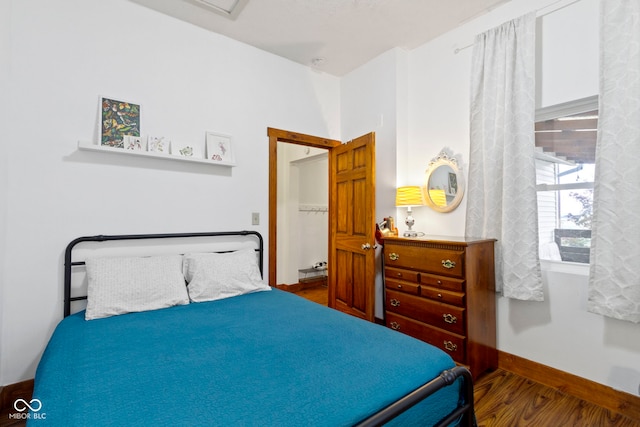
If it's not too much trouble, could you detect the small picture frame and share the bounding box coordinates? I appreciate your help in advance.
[171,141,202,158]
[123,135,145,151]
[148,136,170,155]
[100,96,141,148]
[206,132,235,165]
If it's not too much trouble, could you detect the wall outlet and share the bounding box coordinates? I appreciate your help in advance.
[251,212,260,225]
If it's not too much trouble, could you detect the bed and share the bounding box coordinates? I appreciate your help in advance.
[30,231,475,426]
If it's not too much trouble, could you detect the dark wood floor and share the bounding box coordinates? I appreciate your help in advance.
[474,368,640,426]
[293,285,640,427]
[290,283,329,306]
[0,410,24,427]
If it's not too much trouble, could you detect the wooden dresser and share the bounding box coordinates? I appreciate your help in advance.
[383,235,497,379]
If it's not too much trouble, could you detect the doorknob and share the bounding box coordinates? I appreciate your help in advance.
[361,243,372,250]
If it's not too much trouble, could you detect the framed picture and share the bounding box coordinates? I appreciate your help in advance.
[100,97,141,148]
[171,141,202,158]
[148,136,170,155]
[123,135,145,151]
[206,132,235,165]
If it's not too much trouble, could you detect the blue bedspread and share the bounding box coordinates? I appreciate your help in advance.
[30,289,460,426]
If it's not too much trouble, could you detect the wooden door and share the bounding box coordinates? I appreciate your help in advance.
[328,133,376,321]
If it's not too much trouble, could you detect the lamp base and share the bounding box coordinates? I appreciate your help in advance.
[404,211,418,237]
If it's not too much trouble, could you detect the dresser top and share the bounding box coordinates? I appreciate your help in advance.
[383,235,497,246]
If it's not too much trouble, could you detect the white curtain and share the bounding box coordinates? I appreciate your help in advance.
[588,0,640,323]
[466,12,543,301]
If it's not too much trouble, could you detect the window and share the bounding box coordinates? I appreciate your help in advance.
[535,96,598,263]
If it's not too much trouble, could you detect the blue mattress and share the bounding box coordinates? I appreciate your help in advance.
[30,289,461,426]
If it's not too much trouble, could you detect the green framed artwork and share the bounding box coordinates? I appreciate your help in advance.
[100,97,140,148]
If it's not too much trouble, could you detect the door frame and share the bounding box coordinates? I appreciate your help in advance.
[267,128,341,287]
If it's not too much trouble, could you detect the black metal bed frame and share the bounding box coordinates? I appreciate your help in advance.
[63,230,263,318]
[356,365,475,426]
[62,230,475,427]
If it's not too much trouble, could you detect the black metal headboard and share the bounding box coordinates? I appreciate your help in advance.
[63,231,264,317]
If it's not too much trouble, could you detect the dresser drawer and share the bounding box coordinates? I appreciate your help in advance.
[420,273,464,292]
[386,289,465,335]
[384,244,464,278]
[386,312,467,363]
[384,267,419,284]
[420,286,465,306]
[385,278,420,295]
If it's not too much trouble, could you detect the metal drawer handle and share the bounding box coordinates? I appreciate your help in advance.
[442,259,456,269]
[390,321,400,330]
[389,253,399,261]
[390,298,400,307]
[443,313,457,324]
[443,341,457,352]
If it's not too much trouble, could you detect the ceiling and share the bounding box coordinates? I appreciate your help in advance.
[131,0,511,76]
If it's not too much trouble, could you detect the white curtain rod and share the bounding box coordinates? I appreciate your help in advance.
[453,0,583,54]
[537,0,582,17]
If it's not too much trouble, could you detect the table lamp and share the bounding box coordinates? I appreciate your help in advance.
[395,186,426,237]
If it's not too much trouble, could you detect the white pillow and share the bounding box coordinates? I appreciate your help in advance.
[183,249,271,302]
[85,255,190,320]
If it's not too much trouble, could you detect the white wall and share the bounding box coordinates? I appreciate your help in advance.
[537,0,599,107]
[404,0,640,396]
[0,0,11,388]
[1,0,340,385]
[277,143,301,285]
[296,154,329,270]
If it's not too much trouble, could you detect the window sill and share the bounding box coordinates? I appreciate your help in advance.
[540,259,589,276]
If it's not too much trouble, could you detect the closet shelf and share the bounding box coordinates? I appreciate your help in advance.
[299,204,328,213]
[77,141,236,167]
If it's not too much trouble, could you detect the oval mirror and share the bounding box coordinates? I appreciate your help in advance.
[424,150,465,213]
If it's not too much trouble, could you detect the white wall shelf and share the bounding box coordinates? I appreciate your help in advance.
[77,141,236,167]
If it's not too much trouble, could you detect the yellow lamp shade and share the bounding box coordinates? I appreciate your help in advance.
[395,186,426,207]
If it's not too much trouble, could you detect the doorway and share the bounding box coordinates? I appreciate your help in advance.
[268,128,377,321]
[277,143,329,297]
[268,128,340,293]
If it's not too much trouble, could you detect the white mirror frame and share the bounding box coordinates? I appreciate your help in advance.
[423,150,465,213]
